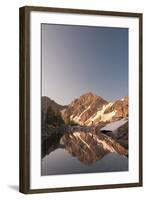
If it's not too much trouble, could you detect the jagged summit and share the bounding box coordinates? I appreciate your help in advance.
[80,92,101,98]
[70,92,107,106]
[62,92,108,125]
[78,92,107,101]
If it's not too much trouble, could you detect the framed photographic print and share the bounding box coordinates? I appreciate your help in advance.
[19,6,143,194]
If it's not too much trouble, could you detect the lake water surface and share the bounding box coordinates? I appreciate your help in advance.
[41,148,128,175]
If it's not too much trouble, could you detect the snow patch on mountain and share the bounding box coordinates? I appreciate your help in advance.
[101,111,116,122]
[100,118,128,132]
[86,102,115,125]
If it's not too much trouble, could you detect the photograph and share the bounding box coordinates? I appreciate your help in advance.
[19,6,142,193]
[41,24,129,176]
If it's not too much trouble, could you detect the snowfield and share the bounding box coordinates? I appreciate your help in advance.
[100,118,128,132]
[86,102,115,125]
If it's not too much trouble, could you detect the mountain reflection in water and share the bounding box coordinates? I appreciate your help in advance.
[41,130,128,175]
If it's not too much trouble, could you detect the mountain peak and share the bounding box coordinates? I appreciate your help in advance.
[81,92,96,97]
[79,92,107,103]
[63,92,108,125]
[80,92,98,99]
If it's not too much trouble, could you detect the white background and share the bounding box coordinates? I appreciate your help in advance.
[0,0,145,199]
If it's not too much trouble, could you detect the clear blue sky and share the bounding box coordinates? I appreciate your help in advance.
[42,24,128,105]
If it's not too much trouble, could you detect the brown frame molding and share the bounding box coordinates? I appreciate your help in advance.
[19,6,143,194]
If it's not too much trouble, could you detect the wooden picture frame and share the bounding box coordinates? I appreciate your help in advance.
[19,6,143,194]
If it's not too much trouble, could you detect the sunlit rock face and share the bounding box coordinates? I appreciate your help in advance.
[104,96,128,119]
[61,93,128,126]
[62,92,108,125]
[60,129,127,165]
